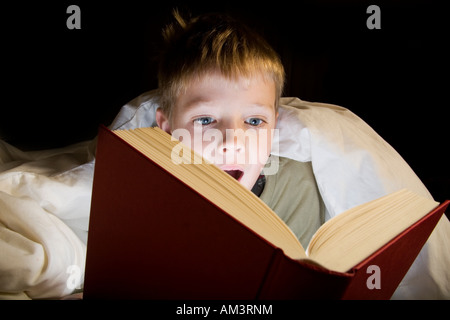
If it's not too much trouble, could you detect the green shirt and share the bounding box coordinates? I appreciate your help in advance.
[260,156,325,248]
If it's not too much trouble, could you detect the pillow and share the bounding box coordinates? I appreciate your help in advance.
[274,97,433,218]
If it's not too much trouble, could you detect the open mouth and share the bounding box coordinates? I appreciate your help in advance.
[224,170,244,182]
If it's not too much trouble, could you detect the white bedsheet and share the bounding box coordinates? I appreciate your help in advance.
[0,140,95,299]
[1,90,449,299]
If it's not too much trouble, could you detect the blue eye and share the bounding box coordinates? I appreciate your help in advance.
[245,118,264,126]
[194,117,215,125]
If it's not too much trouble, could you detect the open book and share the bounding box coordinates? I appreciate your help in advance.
[84,126,449,299]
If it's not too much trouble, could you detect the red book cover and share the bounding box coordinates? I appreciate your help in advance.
[340,200,449,299]
[84,126,282,299]
[257,201,449,300]
[83,125,448,299]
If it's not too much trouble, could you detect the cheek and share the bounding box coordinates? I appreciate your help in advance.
[246,129,273,162]
[170,126,197,154]
[240,163,265,190]
[195,128,221,161]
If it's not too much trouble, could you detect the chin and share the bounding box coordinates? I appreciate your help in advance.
[238,175,259,191]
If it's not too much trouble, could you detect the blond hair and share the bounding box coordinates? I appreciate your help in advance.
[157,10,285,119]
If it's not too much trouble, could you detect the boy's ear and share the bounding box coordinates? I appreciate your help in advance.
[156,108,171,133]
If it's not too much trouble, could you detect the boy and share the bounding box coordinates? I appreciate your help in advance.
[155,10,325,247]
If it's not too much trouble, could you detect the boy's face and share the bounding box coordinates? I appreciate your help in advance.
[156,72,278,191]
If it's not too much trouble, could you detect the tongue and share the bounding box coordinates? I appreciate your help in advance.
[225,170,243,181]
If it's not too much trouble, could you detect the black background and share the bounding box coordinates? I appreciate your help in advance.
[1,0,448,203]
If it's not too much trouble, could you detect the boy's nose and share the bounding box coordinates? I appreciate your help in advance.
[218,129,246,157]
[220,134,244,154]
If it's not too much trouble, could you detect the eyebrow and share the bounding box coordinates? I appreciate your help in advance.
[183,98,274,112]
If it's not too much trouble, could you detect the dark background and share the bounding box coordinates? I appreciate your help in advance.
[1,0,448,203]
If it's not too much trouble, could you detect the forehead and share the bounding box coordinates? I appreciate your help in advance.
[175,72,276,112]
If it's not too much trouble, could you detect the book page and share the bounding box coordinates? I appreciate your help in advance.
[306,189,438,273]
